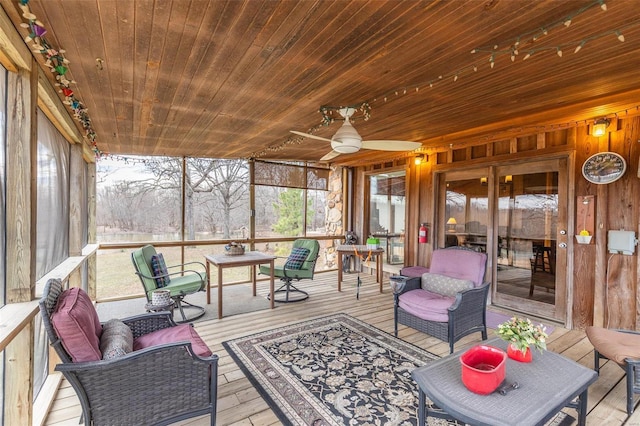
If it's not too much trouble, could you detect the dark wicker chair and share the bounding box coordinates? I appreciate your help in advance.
[39,278,218,426]
[586,326,640,415]
[394,247,489,353]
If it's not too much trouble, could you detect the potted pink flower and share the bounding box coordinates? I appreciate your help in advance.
[496,316,548,362]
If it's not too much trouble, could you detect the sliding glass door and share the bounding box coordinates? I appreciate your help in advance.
[438,158,568,322]
[494,159,568,320]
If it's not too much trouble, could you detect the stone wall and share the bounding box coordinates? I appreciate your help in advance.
[324,166,343,269]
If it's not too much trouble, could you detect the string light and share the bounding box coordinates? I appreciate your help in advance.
[16,0,102,157]
[20,0,612,162]
[252,0,628,160]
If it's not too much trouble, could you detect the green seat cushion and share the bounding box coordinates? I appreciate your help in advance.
[147,274,203,298]
[260,264,314,280]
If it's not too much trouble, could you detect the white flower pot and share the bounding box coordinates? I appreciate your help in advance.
[575,235,592,244]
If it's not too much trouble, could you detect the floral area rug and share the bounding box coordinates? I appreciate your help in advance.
[223,313,575,426]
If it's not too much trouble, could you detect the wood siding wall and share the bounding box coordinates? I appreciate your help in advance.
[352,116,640,330]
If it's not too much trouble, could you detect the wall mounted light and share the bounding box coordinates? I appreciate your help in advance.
[414,154,426,165]
[480,177,488,186]
[505,175,513,183]
[592,118,610,137]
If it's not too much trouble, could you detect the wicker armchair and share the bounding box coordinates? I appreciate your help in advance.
[39,279,218,425]
[394,247,489,353]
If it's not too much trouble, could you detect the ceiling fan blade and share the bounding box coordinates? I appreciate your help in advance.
[320,150,341,161]
[362,140,422,151]
[290,130,332,142]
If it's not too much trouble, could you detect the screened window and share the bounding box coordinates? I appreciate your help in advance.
[185,158,249,240]
[254,161,329,239]
[96,155,181,243]
[34,109,71,400]
[36,110,70,279]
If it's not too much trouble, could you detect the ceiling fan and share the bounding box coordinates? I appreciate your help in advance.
[291,107,422,161]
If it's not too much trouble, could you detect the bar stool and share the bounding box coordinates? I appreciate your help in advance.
[531,244,553,274]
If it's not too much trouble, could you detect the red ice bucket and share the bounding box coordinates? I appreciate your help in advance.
[459,345,507,395]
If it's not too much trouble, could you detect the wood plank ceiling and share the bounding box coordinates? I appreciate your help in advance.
[5,0,640,166]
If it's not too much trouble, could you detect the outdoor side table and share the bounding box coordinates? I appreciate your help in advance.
[336,245,384,293]
[411,337,598,426]
[204,251,276,319]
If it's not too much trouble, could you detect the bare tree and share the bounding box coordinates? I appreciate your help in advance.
[140,158,249,239]
[96,157,249,239]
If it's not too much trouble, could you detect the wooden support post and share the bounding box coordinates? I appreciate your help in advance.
[69,144,83,289]
[5,323,34,426]
[87,162,97,299]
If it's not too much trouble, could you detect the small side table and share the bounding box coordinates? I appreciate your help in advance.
[145,300,175,315]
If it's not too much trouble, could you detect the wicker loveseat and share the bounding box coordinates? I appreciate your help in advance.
[39,278,218,425]
[394,247,489,353]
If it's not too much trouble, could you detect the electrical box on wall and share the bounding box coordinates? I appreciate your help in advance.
[607,230,637,255]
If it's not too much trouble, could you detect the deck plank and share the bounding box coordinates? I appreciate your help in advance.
[43,271,630,426]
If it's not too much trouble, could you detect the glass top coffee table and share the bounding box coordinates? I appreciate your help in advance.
[411,338,598,426]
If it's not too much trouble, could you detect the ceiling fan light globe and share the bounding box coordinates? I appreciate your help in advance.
[332,137,361,153]
[331,119,362,153]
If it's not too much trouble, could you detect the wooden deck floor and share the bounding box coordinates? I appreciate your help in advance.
[44,271,639,426]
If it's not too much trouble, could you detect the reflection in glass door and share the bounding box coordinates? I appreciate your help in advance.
[368,170,405,265]
[494,159,567,320]
[444,179,488,252]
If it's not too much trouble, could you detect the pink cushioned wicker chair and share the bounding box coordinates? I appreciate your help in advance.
[394,247,489,353]
[39,278,219,425]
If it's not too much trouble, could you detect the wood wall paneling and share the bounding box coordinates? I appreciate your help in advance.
[352,119,640,330]
[574,125,599,327]
[604,119,637,329]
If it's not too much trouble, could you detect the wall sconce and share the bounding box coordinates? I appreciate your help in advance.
[504,175,512,183]
[480,177,488,186]
[592,118,610,137]
[414,154,426,165]
[446,217,457,232]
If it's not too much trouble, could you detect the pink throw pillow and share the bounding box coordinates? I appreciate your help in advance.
[51,288,103,362]
[133,324,212,357]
